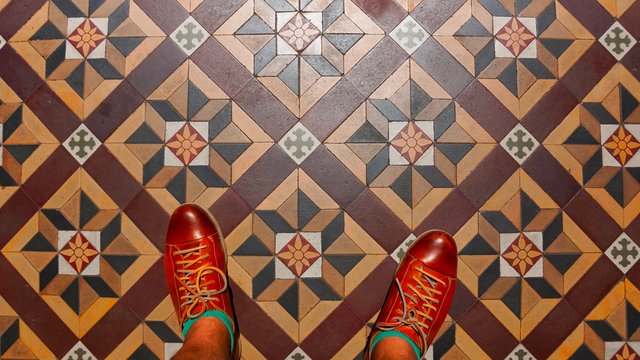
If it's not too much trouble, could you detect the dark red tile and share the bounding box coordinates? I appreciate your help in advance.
[301,78,365,141]
[344,256,396,321]
[457,80,518,141]
[233,79,296,140]
[25,85,81,141]
[191,37,253,98]
[345,37,408,97]
[299,302,366,359]
[352,0,407,32]
[564,255,621,316]
[628,261,640,290]
[81,301,142,359]
[619,1,640,38]
[522,299,582,359]
[621,42,640,82]
[560,43,617,101]
[522,147,581,207]
[232,145,297,208]
[457,301,518,359]
[411,0,466,34]
[521,82,578,142]
[625,215,640,244]
[84,81,144,141]
[126,38,187,98]
[458,147,519,209]
[120,259,166,319]
[192,0,247,33]
[0,0,46,39]
[346,189,410,253]
[564,190,621,251]
[231,280,297,359]
[209,188,252,237]
[0,255,77,358]
[83,147,143,208]
[123,190,169,250]
[557,0,615,37]
[0,189,38,248]
[412,37,474,98]
[414,189,478,236]
[21,147,79,206]
[448,282,477,321]
[300,145,365,209]
[131,0,188,35]
[0,46,43,101]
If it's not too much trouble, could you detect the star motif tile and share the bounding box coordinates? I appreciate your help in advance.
[57,231,100,275]
[65,18,107,59]
[599,22,637,61]
[170,16,210,56]
[63,124,101,165]
[275,232,322,279]
[164,123,209,166]
[390,16,429,54]
[493,17,537,58]
[605,342,640,360]
[278,13,321,52]
[605,233,639,274]
[500,232,543,277]
[389,121,433,164]
[601,125,640,167]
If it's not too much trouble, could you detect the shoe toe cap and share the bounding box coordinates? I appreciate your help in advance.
[409,230,457,277]
[166,204,218,244]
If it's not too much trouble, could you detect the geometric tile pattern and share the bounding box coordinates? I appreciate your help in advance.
[1,0,640,358]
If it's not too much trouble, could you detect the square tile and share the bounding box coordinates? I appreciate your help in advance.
[62,124,101,165]
[500,124,540,164]
[390,16,430,54]
[599,21,637,61]
[170,16,210,56]
[605,233,640,273]
[278,122,320,165]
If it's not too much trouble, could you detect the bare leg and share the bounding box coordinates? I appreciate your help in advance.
[172,317,231,360]
[371,337,418,360]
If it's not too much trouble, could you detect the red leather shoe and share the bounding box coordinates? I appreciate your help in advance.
[165,204,239,358]
[365,230,457,359]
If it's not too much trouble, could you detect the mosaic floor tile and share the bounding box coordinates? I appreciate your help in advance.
[1,0,638,358]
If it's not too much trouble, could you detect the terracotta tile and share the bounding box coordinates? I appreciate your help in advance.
[412,37,474,98]
[565,256,621,317]
[346,189,410,253]
[233,79,296,141]
[457,301,518,359]
[24,86,81,142]
[410,0,466,34]
[21,147,79,207]
[560,43,617,101]
[209,188,252,237]
[83,147,143,209]
[457,80,518,141]
[84,81,145,141]
[230,280,297,359]
[458,147,519,209]
[191,0,247,33]
[414,189,478,236]
[131,0,189,35]
[557,0,615,37]
[344,256,396,321]
[0,47,43,101]
[123,190,170,250]
[232,145,297,208]
[0,0,46,38]
[352,0,407,32]
[301,79,365,141]
[126,38,188,98]
[300,145,365,209]
[299,302,366,358]
[0,189,38,247]
[564,190,622,251]
[120,259,166,319]
[522,299,582,359]
[345,37,408,97]
[81,301,142,359]
[521,82,579,142]
[521,147,581,208]
[190,38,253,98]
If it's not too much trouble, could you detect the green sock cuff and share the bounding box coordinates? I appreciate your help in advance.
[182,310,235,351]
[370,330,421,360]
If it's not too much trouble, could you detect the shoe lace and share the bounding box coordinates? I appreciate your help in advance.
[173,244,228,322]
[377,266,445,352]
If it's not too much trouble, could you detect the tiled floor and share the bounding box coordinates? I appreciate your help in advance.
[0,0,639,359]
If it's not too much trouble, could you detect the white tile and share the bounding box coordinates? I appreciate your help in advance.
[65,40,84,59]
[599,21,637,61]
[170,16,210,56]
[67,17,86,35]
[505,344,537,360]
[500,124,540,164]
[391,233,416,263]
[278,122,319,165]
[492,17,511,35]
[62,342,96,360]
[605,342,640,360]
[86,40,106,59]
[605,233,640,274]
[389,146,409,165]
[519,17,537,36]
[285,346,312,360]
[165,342,184,359]
[62,124,101,165]
[0,34,6,50]
[518,39,537,59]
[390,16,429,55]
[494,38,515,58]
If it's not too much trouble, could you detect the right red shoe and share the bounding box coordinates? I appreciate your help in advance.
[365,230,458,358]
[164,204,239,358]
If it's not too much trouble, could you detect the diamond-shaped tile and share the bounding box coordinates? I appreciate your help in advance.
[391,233,416,263]
[63,124,101,165]
[599,21,637,61]
[500,124,540,164]
[390,16,429,54]
[605,233,639,274]
[170,16,210,56]
[278,122,319,165]
[62,341,96,360]
[506,344,537,360]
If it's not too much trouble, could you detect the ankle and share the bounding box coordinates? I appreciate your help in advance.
[371,336,419,360]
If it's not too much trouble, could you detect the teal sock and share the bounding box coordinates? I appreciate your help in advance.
[182,310,235,352]
[370,330,421,359]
